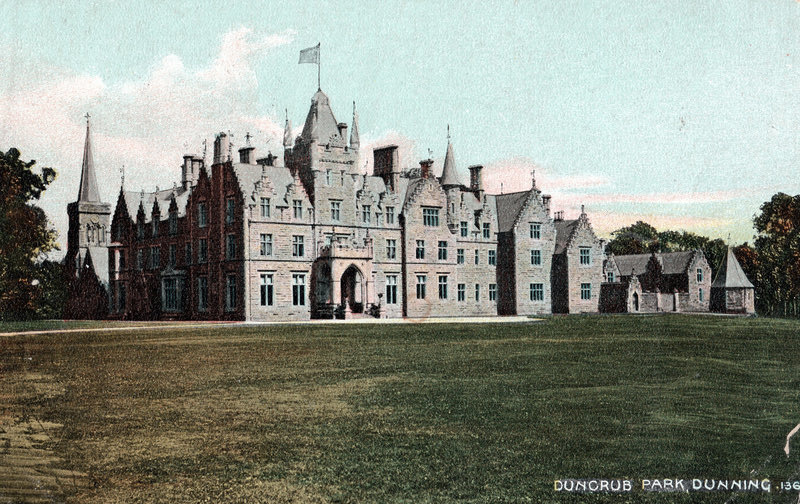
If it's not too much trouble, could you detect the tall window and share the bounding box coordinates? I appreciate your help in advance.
[137,221,145,239]
[226,198,235,225]
[152,218,158,237]
[457,283,466,301]
[260,197,270,218]
[226,274,237,310]
[489,283,497,301]
[330,201,341,222]
[150,246,160,269]
[580,247,592,265]
[460,221,468,237]
[169,212,177,235]
[438,275,448,299]
[474,250,479,265]
[325,169,332,186]
[293,235,304,257]
[386,239,396,260]
[696,268,703,282]
[385,206,395,224]
[164,278,178,311]
[137,249,143,270]
[361,205,371,224]
[474,283,480,301]
[226,234,236,260]
[482,222,490,238]
[118,283,126,311]
[198,238,208,263]
[292,274,306,306]
[260,234,273,256]
[184,243,191,266]
[488,250,496,266]
[457,249,464,264]
[423,208,439,227]
[531,249,542,266]
[530,283,544,301]
[530,222,541,239]
[581,283,591,300]
[169,244,177,267]
[416,275,426,299]
[293,200,303,219]
[699,288,704,302]
[197,277,208,311]
[386,275,398,304]
[198,202,207,228]
[260,273,274,306]
[438,241,448,261]
[119,250,126,271]
[415,240,425,260]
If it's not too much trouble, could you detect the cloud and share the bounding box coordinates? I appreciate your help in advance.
[482,156,611,194]
[0,27,295,257]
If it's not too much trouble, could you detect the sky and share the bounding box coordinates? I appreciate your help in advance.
[1,0,799,257]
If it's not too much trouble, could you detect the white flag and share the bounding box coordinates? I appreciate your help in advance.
[299,44,320,64]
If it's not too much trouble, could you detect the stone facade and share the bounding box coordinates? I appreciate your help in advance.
[551,209,604,314]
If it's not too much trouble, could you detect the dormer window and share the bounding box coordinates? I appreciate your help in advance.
[423,207,439,227]
[696,268,703,282]
[362,205,371,224]
[482,222,490,239]
[293,200,303,219]
[580,247,592,265]
[152,218,158,237]
[168,212,177,235]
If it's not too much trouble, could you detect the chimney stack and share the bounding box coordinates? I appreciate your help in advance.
[420,158,434,179]
[213,132,229,164]
[469,165,484,198]
[337,122,348,143]
[542,194,551,215]
[182,155,193,190]
[373,145,400,191]
[554,211,564,221]
[239,145,256,164]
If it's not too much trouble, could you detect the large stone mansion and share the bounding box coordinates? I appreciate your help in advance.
[64,87,751,320]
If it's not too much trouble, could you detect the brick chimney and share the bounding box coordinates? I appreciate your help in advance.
[238,145,256,164]
[420,158,434,179]
[373,145,400,191]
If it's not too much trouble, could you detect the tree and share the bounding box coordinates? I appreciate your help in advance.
[0,148,57,320]
[605,221,659,256]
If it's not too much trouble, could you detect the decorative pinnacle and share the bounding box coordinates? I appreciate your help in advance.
[84,112,91,124]
[447,124,451,142]
[245,132,252,146]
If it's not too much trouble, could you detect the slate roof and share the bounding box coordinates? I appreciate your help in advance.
[554,219,579,254]
[124,186,191,223]
[300,90,343,144]
[77,120,101,203]
[712,248,754,289]
[614,250,697,276]
[495,190,530,233]
[78,246,109,285]
[439,141,460,187]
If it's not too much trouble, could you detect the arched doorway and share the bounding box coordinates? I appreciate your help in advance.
[341,265,364,313]
[632,292,639,312]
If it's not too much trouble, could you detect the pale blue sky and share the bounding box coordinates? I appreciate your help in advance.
[1,1,799,253]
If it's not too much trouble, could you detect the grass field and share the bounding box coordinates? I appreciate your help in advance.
[3,315,800,503]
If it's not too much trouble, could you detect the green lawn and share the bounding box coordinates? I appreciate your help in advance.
[2,315,800,503]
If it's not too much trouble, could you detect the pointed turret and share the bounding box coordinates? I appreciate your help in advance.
[440,125,459,187]
[349,101,360,150]
[283,109,293,148]
[712,247,754,289]
[77,114,101,202]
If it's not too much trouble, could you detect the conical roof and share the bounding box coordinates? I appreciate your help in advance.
[712,247,754,289]
[349,102,360,150]
[300,89,342,144]
[440,140,459,187]
[283,116,293,147]
[77,117,101,202]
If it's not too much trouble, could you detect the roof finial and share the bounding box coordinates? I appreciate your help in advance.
[531,169,537,190]
[581,204,586,215]
[245,132,252,146]
[447,124,451,143]
[501,182,504,194]
[120,165,125,189]
[84,112,90,124]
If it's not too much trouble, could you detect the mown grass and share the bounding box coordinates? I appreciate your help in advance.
[2,315,800,503]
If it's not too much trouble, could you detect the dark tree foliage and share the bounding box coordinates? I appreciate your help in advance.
[605,221,659,256]
[0,148,58,320]
[753,193,800,316]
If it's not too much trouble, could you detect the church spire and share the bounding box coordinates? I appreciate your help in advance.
[77,113,101,203]
[349,101,360,150]
[440,124,459,187]
[283,108,293,148]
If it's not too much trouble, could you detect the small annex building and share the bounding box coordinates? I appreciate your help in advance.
[710,247,755,314]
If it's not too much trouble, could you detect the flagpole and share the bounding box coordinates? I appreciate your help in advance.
[317,43,321,90]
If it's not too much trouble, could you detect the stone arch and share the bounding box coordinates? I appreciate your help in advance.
[341,264,365,313]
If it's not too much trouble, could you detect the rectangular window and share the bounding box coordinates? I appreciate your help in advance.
[580,247,592,265]
[581,282,591,300]
[699,288,704,302]
[330,201,341,222]
[198,203,207,228]
[530,222,541,239]
[488,250,496,266]
[385,206,395,224]
[164,278,178,311]
[226,198,235,225]
[416,275,426,299]
[226,234,236,260]
[460,221,468,237]
[325,169,332,186]
[226,274,237,310]
[137,249,143,270]
[184,243,191,266]
[293,235,304,257]
[415,240,425,260]
[260,197,270,218]
[198,238,208,264]
[438,241,448,261]
[457,249,464,264]
[137,221,145,239]
[607,271,615,283]
[530,283,544,301]
[482,222,490,238]
[474,283,480,301]
[386,275,398,304]
[152,218,158,238]
[474,249,479,265]
[118,283,126,311]
[696,268,703,282]
[169,212,177,235]
[386,239,396,260]
[293,200,303,219]
[361,205,371,224]
[292,273,306,306]
[489,283,497,301]
[150,246,160,269]
[531,249,542,266]
[260,273,274,306]
[197,276,208,312]
[169,244,176,268]
[457,283,465,301]
[438,275,448,299]
[119,250,126,271]
[260,233,273,256]
[423,207,439,227]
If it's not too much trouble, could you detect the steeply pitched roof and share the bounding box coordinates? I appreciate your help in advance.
[350,102,360,150]
[77,119,101,203]
[554,219,579,254]
[495,190,530,232]
[78,246,109,285]
[712,248,754,289]
[439,141,460,187]
[614,250,697,276]
[300,89,343,145]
